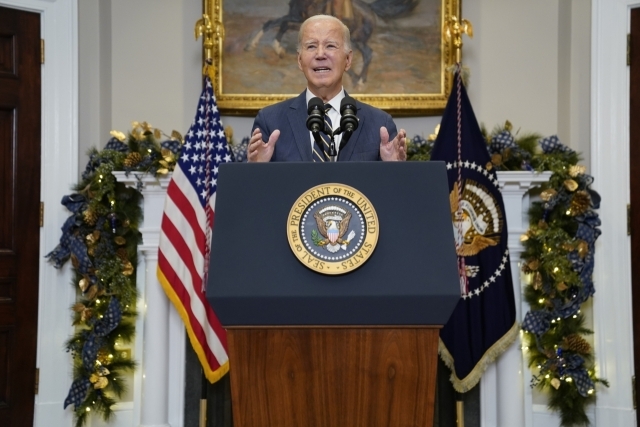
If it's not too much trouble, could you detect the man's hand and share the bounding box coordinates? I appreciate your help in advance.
[248,128,280,162]
[379,127,407,161]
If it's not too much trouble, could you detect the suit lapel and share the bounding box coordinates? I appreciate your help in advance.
[287,92,313,161]
[337,99,365,161]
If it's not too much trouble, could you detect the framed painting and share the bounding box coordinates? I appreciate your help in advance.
[204,0,460,116]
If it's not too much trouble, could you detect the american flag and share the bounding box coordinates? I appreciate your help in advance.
[157,77,231,382]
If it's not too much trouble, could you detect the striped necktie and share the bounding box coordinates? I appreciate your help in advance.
[313,104,334,162]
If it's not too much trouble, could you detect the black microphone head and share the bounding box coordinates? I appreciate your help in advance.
[339,96,358,133]
[308,97,324,115]
[340,96,357,114]
[306,97,325,133]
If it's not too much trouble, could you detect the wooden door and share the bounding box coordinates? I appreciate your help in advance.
[0,6,42,426]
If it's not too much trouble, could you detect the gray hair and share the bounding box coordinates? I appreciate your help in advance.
[297,14,352,53]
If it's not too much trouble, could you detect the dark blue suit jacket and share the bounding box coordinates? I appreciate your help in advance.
[252,91,397,161]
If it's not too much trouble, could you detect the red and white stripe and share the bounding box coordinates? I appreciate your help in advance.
[157,165,228,380]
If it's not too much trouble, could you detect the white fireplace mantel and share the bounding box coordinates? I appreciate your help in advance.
[114,170,553,427]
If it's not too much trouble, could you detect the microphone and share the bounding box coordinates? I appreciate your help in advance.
[306,97,329,160]
[306,97,325,133]
[339,96,358,133]
[339,96,358,149]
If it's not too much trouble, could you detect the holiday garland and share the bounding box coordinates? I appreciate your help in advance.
[407,121,607,426]
[47,122,247,426]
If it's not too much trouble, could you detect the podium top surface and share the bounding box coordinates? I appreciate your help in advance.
[207,162,461,326]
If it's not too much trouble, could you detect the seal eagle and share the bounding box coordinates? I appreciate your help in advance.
[313,210,352,253]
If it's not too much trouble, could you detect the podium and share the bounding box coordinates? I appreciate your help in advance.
[207,162,460,427]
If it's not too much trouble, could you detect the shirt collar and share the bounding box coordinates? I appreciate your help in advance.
[305,88,345,112]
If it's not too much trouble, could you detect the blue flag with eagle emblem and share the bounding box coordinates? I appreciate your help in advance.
[433,70,517,392]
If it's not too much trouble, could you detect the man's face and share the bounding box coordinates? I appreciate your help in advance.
[297,20,352,100]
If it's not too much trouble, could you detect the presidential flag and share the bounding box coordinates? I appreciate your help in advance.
[434,70,517,392]
[157,77,231,382]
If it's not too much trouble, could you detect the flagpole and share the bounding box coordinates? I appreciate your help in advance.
[456,392,465,427]
[443,11,474,427]
[199,371,208,427]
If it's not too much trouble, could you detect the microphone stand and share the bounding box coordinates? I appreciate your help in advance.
[328,132,338,162]
[327,128,350,162]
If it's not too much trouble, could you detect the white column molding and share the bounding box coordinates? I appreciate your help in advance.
[113,173,185,427]
[480,171,551,427]
[591,1,637,426]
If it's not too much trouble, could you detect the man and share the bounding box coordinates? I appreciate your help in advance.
[247,14,406,163]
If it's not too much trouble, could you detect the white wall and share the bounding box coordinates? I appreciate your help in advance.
[558,0,592,170]
[464,1,560,136]
[79,0,202,173]
[78,0,111,177]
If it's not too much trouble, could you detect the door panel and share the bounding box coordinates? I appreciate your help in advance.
[0,6,41,426]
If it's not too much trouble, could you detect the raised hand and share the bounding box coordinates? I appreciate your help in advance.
[248,128,280,162]
[379,127,407,161]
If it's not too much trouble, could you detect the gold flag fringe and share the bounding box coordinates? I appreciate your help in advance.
[438,321,519,393]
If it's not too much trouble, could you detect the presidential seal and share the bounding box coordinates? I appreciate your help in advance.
[450,178,508,298]
[287,183,378,275]
[450,179,503,256]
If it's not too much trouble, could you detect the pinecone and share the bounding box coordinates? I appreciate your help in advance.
[570,190,591,216]
[563,334,591,355]
[123,152,143,168]
[83,209,98,226]
[116,248,129,262]
[521,259,540,274]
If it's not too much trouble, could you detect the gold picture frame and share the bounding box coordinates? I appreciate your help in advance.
[204,0,459,116]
